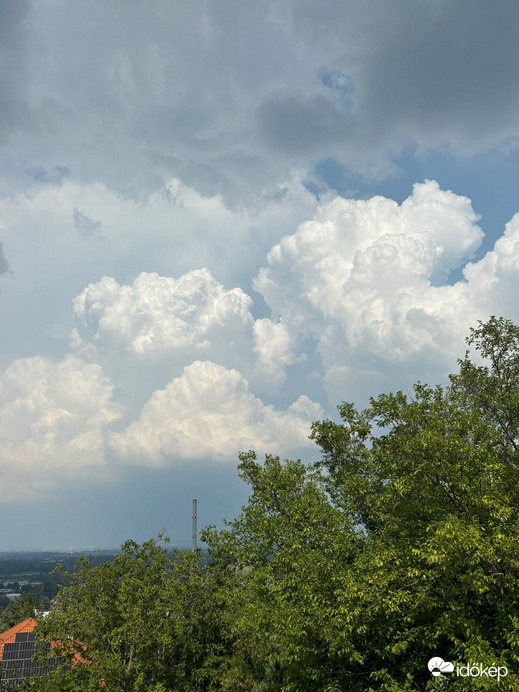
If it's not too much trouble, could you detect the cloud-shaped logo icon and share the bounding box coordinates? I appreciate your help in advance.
[428,657,454,677]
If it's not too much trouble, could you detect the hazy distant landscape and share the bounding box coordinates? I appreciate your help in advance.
[0,551,118,609]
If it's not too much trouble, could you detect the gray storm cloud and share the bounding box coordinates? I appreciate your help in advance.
[3,1,519,202]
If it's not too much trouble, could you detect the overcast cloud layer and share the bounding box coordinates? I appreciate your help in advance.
[1,0,519,548]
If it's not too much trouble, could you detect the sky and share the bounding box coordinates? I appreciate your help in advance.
[2,0,519,550]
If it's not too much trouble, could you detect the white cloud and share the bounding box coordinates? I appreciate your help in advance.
[463,213,519,314]
[254,180,519,403]
[252,318,300,385]
[0,354,121,501]
[0,178,245,285]
[255,180,483,331]
[0,174,318,366]
[0,346,321,502]
[71,268,253,361]
[0,174,318,278]
[3,179,519,503]
[109,360,322,466]
[71,267,304,401]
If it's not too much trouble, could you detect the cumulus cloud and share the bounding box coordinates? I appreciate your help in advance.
[0,355,121,501]
[0,175,318,365]
[0,349,321,502]
[4,178,519,503]
[253,180,519,402]
[71,269,253,362]
[252,318,300,384]
[255,179,482,327]
[0,349,321,501]
[5,1,519,547]
[463,214,519,315]
[109,360,322,466]
[71,268,302,401]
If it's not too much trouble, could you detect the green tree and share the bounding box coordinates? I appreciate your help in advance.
[33,536,230,691]
[202,317,519,690]
[0,593,40,631]
[202,452,361,691]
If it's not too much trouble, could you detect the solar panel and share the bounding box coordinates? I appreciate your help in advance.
[15,632,34,643]
[0,635,63,688]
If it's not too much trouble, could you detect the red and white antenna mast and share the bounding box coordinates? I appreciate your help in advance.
[192,498,198,550]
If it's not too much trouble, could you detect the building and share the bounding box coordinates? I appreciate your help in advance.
[0,617,60,688]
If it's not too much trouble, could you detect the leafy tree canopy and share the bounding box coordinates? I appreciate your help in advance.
[30,536,229,692]
[21,317,519,691]
[203,317,519,690]
[0,593,41,632]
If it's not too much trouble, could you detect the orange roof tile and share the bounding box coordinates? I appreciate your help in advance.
[0,617,37,660]
[0,619,104,686]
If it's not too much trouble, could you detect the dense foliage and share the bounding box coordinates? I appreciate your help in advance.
[10,317,519,690]
[0,551,117,614]
[0,594,41,632]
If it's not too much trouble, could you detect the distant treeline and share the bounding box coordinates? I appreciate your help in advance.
[0,551,117,577]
